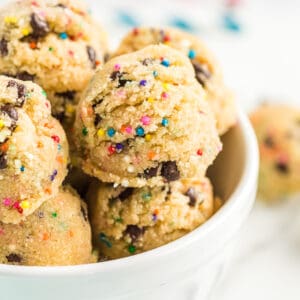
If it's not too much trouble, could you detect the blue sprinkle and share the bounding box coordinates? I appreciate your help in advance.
[99,233,112,248]
[135,126,145,137]
[107,127,116,137]
[222,13,241,32]
[57,144,62,151]
[169,17,195,32]
[161,118,169,127]
[188,49,196,59]
[116,143,124,153]
[20,165,25,172]
[153,70,158,77]
[59,32,68,39]
[152,214,157,221]
[117,11,139,27]
[139,80,147,86]
[161,59,170,67]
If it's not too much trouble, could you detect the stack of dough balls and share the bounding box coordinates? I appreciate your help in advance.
[75,43,228,259]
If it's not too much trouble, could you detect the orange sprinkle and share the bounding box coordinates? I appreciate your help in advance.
[68,230,74,238]
[147,151,156,160]
[44,122,54,129]
[42,232,49,241]
[30,42,37,49]
[37,141,43,148]
[87,106,93,116]
[95,60,101,66]
[0,142,9,152]
[56,155,64,164]
[45,188,52,194]
[154,208,159,215]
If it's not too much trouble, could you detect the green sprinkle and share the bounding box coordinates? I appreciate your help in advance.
[51,212,57,218]
[49,47,53,51]
[82,127,88,136]
[99,232,112,248]
[128,244,136,254]
[42,90,47,97]
[142,192,152,202]
[114,217,123,223]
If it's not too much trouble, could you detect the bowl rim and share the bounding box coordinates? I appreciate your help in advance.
[0,108,259,276]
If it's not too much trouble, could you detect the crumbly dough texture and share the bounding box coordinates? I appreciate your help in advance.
[0,75,69,224]
[87,177,215,259]
[113,27,236,135]
[75,45,221,187]
[250,104,300,201]
[0,0,107,122]
[0,186,94,266]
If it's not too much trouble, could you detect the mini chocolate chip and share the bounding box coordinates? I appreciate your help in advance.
[55,91,76,100]
[161,161,180,182]
[54,111,65,122]
[110,71,131,88]
[15,72,35,81]
[0,38,8,56]
[7,80,26,106]
[56,3,67,8]
[30,13,50,38]
[94,114,102,126]
[125,225,144,242]
[141,58,154,66]
[275,161,289,174]
[185,188,198,207]
[1,104,18,122]
[192,61,211,87]
[80,205,88,222]
[143,166,159,179]
[0,154,7,169]
[264,136,274,148]
[87,46,97,69]
[118,188,134,201]
[6,253,22,263]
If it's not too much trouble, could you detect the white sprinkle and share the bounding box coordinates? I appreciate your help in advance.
[127,165,135,173]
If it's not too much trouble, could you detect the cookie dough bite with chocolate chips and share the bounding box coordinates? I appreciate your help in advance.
[113,27,236,135]
[0,76,69,224]
[75,45,221,187]
[0,186,94,266]
[87,177,214,259]
[0,0,107,123]
[250,104,300,201]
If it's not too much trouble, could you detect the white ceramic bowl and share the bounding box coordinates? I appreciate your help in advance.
[0,109,258,300]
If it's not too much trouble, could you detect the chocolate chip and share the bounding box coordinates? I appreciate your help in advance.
[0,38,8,56]
[118,188,134,201]
[185,188,198,207]
[56,3,67,8]
[125,225,144,242]
[0,154,8,169]
[143,166,159,179]
[7,80,26,107]
[141,58,154,66]
[80,205,88,222]
[110,71,132,88]
[55,91,76,100]
[94,114,102,126]
[192,61,211,87]
[161,161,180,182]
[1,104,18,122]
[6,253,22,263]
[264,136,274,148]
[275,161,289,174]
[15,72,35,81]
[30,13,50,38]
[87,46,97,69]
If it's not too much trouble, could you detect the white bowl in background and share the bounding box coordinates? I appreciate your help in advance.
[0,109,259,300]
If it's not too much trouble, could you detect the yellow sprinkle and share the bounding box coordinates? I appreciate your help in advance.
[4,16,17,24]
[65,103,75,114]
[162,83,169,91]
[0,120,4,129]
[147,97,154,103]
[97,128,105,137]
[21,27,30,36]
[20,201,30,209]
[145,134,151,141]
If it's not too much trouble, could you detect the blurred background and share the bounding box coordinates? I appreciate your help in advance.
[85,0,300,299]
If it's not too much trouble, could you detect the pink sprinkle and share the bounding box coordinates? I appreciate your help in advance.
[117,90,126,99]
[114,64,121,71]
[68,50,74,56]
[13,201,20,209]
[3,198,12,207]
[162,92,169,99]
[125,126,132,134]
[141,115,151,126]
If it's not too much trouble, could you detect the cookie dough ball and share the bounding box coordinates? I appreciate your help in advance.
[88,177,214,259]
[0,76,69,224]
[250,104,300,201]
[0,187,94,266]
[113,27,236,135]
[0,0,107,123]
[75,45,221,187]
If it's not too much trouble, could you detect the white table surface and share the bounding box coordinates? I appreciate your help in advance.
[87,1,300,298]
